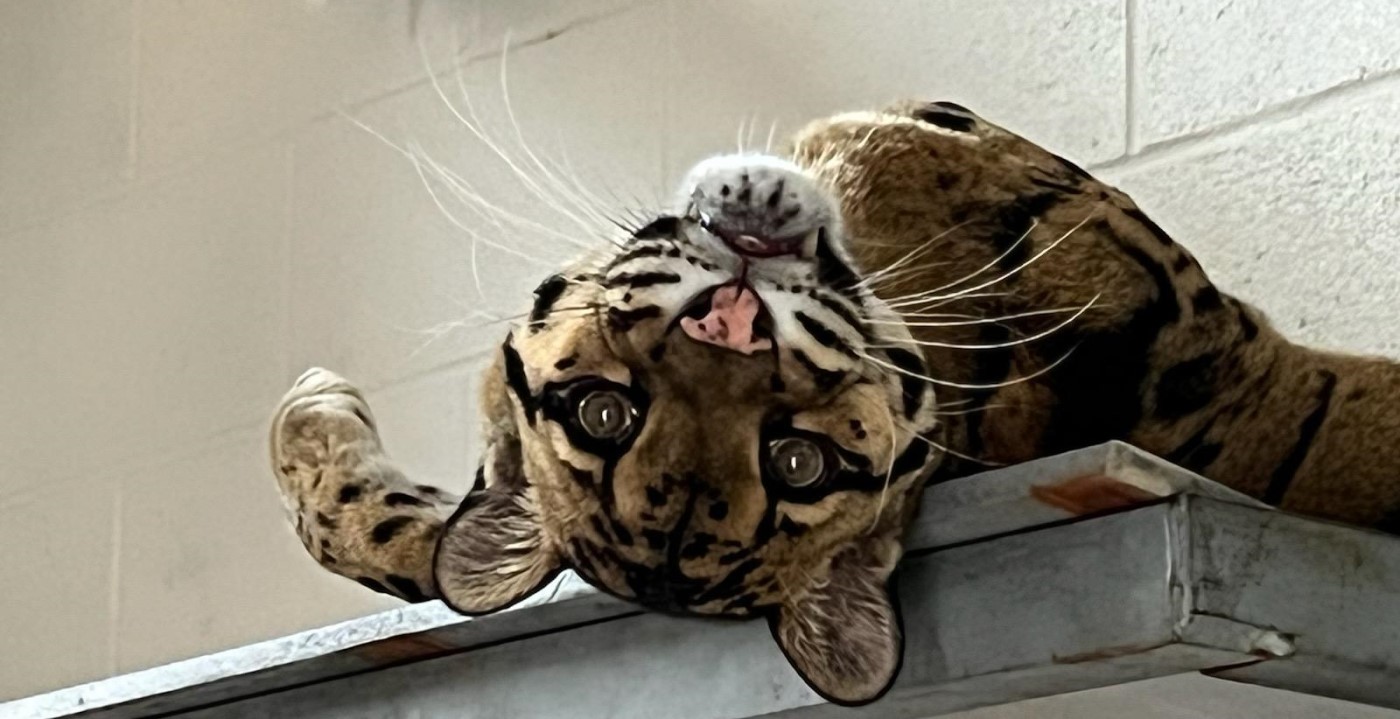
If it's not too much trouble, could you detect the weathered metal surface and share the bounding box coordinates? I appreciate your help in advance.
[4,442,1399,719]
[1189,498,1400,710]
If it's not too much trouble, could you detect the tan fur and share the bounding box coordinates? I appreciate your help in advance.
[792,101,1400,528]
[270,100,1400,704]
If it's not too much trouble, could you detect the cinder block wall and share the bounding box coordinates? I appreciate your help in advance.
[3,0,1398,701]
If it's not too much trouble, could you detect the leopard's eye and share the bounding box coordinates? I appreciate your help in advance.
[576,390,636,440]
[767,437,827,487]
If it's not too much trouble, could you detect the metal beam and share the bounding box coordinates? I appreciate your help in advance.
[5,443,1398,719]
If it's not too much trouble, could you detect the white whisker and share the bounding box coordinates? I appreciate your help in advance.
[874,296,1098,348]
[898,424,1003,468]
[860,222,972,288]
[860,343,1079,391]
[889,215,1095,307]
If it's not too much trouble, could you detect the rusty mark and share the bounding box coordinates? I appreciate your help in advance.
[1030,473,1159,516]
[348,633,457,665]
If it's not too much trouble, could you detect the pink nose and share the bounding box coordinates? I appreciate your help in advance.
[680,285,772,355]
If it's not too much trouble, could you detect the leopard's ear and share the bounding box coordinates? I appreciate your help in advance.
[432,353,562,615]
[770,538,904,706]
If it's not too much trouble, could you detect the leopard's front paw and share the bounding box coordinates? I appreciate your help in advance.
[270,369,385,539]
[272,368,380,479]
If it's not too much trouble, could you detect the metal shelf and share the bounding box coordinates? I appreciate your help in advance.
[6,442,1399,719]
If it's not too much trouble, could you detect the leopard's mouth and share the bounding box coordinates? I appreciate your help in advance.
[669,281,776,354]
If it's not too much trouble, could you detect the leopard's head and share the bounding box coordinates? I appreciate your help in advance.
[432,155,942,704]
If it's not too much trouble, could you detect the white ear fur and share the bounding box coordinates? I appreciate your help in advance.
[770,539,904,706]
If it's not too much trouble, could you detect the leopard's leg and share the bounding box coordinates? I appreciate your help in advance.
[270,368,460,602]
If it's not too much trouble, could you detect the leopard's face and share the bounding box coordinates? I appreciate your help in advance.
[434,155,941,703]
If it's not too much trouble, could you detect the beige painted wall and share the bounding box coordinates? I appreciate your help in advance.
[3,0,1400,706]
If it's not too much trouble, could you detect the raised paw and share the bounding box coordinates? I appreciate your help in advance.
[270,367,381,494]
[681,154,837,258]
[269,367,456,603]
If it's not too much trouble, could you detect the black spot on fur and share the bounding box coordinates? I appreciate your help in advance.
[1054,153,1095,181]
[316,512,336,529]
[813,229,862,297]
[633,215,679,240]
[1172,253,1192,273]
[891,437,933,478]
[692,558,764,604]
[767,179,785,208]
[566,463,594,492]
[605,244,668,272]
[611,520,634,546]
[1191,286,1225,315]
[357,577,392,596]
[642,529,667,550]
[959,323,1014,463]
[469,467,485,494]
[501,338,537,426]
[717,548,751,565]
[708,500,729,520]
[554,355,578,371]
[1263,370,1337,506]
[725,593,762,613]
[916,106,976,132]
[1154,352,1221,419]
[812,292,867,338]
[769,372,786,392]
[1235,301,1260,341]
[384,492,429,507]
[795,311,856,358]
[989,192,1060,271]
[681,533,716,560]
[1029,176,1081,195]
[649,343,667,363]
[645,486,667,508]
[1347,387,1368,402]
[589,516,613,541]
[416,484,440,495]
[792,349,846,392]
[1038,218,1181,455]
[930,100,971,113]
[1123,208,1177,247]
[385,575,431,603]
[1166,421,1223,470]
[528,274,569,331]
[607,305,662,332]
[371,516,414,544]
[778,516,808,537]
[606,271,682,289]
[883,347,928,419]
[338,484,363,503]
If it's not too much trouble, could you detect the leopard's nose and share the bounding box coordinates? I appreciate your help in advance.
[680,284,772,355]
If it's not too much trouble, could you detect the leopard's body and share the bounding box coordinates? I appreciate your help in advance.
[271,101,1400,704]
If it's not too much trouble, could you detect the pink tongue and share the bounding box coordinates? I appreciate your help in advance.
[680,285,772,355]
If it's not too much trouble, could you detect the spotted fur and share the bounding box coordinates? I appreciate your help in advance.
[272,100,1400,705]
[272,152,940,705]
[792,100,1400,530]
